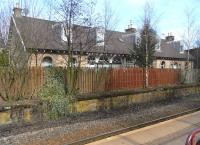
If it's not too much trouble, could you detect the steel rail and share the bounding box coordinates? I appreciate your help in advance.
[68,107,200,145]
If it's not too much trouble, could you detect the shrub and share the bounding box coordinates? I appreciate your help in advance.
[38,68,73,119]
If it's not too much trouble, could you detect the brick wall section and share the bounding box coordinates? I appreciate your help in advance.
[29,53,88,67]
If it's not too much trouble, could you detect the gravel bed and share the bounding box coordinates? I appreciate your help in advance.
[0,95,200,145]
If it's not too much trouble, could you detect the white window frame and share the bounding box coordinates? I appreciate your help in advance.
[156,38,161,51]
[180,40,186,53]
[96,27,105,46]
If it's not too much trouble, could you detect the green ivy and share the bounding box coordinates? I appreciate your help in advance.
[38,68,73,119]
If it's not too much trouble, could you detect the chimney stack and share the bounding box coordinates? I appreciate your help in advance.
[13,3,22,17]
[125,21,136,33]
[165,33,174,42]
[125,27,136,33]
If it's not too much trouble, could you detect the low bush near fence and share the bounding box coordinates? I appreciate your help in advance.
[39,68,74,119]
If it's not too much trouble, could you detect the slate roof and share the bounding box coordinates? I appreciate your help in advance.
[14,16,64,50]
[12,16,192,60]
[155,40,193,60]
[89,31,131,54]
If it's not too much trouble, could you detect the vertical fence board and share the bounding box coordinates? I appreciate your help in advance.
[0,67,185,98]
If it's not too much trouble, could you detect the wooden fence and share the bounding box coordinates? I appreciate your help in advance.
[148,69,180,87]
[106,68,144,90]
[0,67,44,100]
[76,69,108,93]
[76,68,181,94]
[0,67,182,98]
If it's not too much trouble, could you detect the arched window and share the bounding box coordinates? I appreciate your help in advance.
[174,62,178,69]
[41,56,53,67]
[99,55,108,64]
[171,64,173,69]
[113,56,122,64]
[161,61,165,69]
[88,55,95,65]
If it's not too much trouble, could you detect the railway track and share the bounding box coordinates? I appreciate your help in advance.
[69,107,200,145]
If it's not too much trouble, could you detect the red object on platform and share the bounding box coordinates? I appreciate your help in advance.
[185,128,200,145]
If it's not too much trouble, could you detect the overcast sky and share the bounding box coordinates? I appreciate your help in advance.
[96,0,200,40]
[5,0,200,40]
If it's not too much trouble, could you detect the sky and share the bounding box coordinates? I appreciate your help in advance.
[96,0,200,40]
[3,0,200,40]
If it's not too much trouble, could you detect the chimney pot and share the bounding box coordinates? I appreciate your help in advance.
[13,3,22,17]
[16,3,20,8]
[125,20,136,33]
[165,33,174,42]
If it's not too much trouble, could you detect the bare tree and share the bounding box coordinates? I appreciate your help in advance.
[0,1,49,101]
[182,7,197,69]
[181,7,198,84]
[101,0,118,31]
[195,30,200,69]
[49,0,99,96]
[0,1,12,46]
[130,1,159,87]
[101,0,118,64]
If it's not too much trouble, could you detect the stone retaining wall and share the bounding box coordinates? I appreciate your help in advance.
[75,85,200,112]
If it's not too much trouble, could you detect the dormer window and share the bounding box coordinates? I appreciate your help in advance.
[61,25,67,42]
[180,45,184,53]
[96,27,105,46]
[52,23,62,40]
[135,32,140,44]
[61,24,72,42]
[180,41,185,53]
[155,41,161,51]
[155,37,161,51]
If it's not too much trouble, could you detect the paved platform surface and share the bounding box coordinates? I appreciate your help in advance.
[87,111,200,145]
